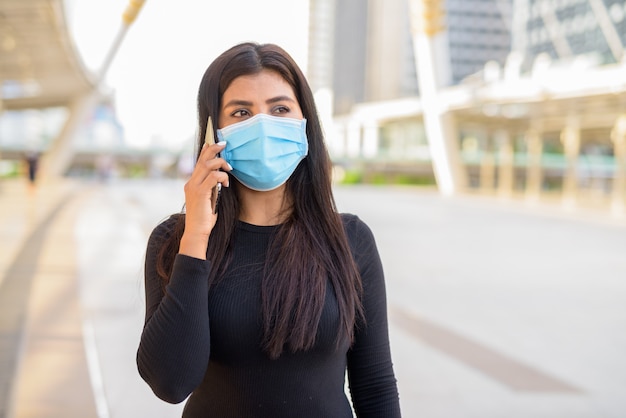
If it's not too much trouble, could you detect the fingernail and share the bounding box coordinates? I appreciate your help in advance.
[227,163,233,171]
[217,141,226,146]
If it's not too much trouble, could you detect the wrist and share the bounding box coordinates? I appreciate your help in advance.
[179,232,209,260]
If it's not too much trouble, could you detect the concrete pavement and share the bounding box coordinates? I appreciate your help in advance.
[0,179,97,418]
[1,177,625,417]
[335,185,626,418]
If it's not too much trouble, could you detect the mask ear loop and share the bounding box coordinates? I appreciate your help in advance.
[205,116,222,214]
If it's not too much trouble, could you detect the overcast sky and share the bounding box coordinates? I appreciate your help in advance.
[65,0,310,149]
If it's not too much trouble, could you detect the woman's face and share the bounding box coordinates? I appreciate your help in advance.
[219,69,304,129]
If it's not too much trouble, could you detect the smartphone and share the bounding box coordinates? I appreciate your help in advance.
[205,115,221,214]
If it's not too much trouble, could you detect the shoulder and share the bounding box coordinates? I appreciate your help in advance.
[340,214,386,301]
[147,213,184,248]
[339,213,377,256]
[340,212,374,238]
[340,212,368,233]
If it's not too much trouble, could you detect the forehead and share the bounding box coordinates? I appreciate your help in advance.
[222,70,296,101]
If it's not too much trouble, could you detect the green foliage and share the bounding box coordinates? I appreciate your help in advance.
[338,168,436,186]
[127,165,147,178]
[0,161,20,178]
[341,170,363,184]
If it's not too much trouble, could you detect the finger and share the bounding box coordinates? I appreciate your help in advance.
[202,170,230,189]
[199,141,227,161]
[201,157,232,172]
[188,160,211,185]
[216,170,230,187]
[191,157,232,187]
[189,151,228,186]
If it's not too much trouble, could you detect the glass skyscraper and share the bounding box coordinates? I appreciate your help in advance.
[309,0,626,114]
[514,0,626,69]
[447,0,514,83]
[309,0,516,115]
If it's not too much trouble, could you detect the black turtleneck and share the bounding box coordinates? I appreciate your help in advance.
[137,213,401,418]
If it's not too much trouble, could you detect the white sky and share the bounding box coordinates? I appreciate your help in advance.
[65,0,310,149]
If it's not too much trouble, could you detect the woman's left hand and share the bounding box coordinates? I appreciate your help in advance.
[179,141,231,259]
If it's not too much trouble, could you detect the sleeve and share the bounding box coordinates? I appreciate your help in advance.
[345,215,402,418]
[136,217,212,404]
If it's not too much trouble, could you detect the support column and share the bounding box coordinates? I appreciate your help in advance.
[479,131,495,192]
[560,118,581,208]
[611,115,626,214]
[40,91,100,179]
[346,120,362,158]
[362,121,379,159]
[408,0,466,195]
[0,98,3,178]
[330,123,347,159]
[525,129,543,201]
[495,129,514,197]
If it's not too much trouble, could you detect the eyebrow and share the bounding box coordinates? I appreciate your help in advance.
[223,95,297,109]
[266,95,296,105]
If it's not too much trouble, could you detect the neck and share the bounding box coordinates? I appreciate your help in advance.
[238,184,291,226]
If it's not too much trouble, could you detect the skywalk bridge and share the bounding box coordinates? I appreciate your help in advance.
[0,0,145,179]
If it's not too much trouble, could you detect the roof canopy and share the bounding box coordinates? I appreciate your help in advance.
[0,0,95,110]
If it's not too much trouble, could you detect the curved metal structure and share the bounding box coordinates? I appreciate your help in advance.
[0,0,96,111]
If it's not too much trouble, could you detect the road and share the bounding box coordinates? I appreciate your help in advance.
[6,178,626,417]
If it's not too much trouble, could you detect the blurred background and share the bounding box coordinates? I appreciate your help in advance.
[1,0,625,208]
[0,0,625,417]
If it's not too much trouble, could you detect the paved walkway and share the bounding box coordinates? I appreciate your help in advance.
[0,179,97,418]
[1,178,625,418]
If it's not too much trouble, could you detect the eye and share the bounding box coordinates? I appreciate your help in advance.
[231,109,251,118]
[272,105,290,115]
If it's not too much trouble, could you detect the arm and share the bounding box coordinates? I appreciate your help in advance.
[136,219,212,404]
[136,140,231,403]
[345,216,402,417]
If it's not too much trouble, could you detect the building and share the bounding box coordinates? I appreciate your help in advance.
[447,0,513,83]
[307,0,626,211]
[513,0,626,70]
[308,0,515,116]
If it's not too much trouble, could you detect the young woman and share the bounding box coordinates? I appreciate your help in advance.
[137,42,402,418]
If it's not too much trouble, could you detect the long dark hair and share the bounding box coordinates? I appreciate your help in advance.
[157,42,363,359]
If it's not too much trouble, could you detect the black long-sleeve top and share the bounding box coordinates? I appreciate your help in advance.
[137,213,401,417]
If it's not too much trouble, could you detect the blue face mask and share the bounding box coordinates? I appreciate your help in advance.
[216,114,309,191]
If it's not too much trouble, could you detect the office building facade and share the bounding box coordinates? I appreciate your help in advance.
[308,0,515,116]
[447,0,513,83]
[512,0,626,70]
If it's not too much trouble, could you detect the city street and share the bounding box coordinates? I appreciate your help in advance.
[3,178,626,417]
